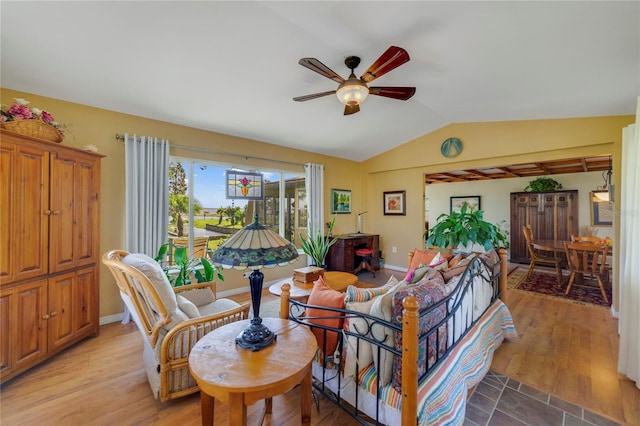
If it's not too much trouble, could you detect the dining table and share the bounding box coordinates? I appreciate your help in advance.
[533,239,613,286]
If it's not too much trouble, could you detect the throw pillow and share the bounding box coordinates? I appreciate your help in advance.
[342,296,379,379]
[344,285,388,304]
[441,253,477,281]
[390,275,448,392]
[369,280,407,386]
[409,249,438,271]
[176,294,200,319]
[306,276,345,359]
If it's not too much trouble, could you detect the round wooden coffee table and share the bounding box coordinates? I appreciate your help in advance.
[189,318,316,425]
[269,271,358,298]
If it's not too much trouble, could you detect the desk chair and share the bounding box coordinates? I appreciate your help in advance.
[353,247,376,278]
[563,242,609,304]
[523,225,564,286]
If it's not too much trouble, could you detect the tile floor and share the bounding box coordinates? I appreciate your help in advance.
[464,371,621,426]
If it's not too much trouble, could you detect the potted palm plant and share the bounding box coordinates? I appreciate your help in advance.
[300,216,338,268]
[425,203,509,252]
[155,243,224,287]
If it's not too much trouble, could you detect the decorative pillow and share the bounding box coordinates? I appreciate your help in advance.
[306,276,345,359]
[176,294,200,319]
[369,280,407,386]
[409,249,438,271]
[441,253,477,281]
[341,296,379,379]
[406,265,430,284]
[428,252,449,271]
[448,253,464,268]
[123,253,177,313]
[344,285,388,303]
[479,249,500,274]
[390,276,448,392]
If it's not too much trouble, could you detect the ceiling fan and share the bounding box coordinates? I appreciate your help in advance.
[293,46,416,116]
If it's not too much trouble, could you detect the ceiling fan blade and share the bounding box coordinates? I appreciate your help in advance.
[344,104,360,115]
[360,46,410,83]
[369,86,416,101]
[293,90,336,102]
[298,58,345,83]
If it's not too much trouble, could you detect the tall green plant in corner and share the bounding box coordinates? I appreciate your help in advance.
[300,216,338,267]
[426,203,509,251]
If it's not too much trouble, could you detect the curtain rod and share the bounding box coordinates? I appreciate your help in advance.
[115,133,304,167]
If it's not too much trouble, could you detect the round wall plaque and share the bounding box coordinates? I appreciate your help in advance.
[441,137,463,158]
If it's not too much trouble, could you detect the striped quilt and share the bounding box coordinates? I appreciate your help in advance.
[355,300,516,425]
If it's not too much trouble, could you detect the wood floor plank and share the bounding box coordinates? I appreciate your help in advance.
[1,280,638,425]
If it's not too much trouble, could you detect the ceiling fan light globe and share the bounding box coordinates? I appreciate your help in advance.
[336,80,369,106]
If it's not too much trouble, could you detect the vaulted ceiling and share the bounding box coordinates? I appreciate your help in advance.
[1,2,637,162]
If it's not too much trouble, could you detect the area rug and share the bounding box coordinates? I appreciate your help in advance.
[508,266,611,308]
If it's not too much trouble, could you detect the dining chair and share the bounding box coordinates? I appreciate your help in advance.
[522,225,564,286]
[169,236,210,264]
[563,242,609,303]
[570,235,601,244]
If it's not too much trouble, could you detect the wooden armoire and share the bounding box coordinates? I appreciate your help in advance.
[0,130,103,383]
[509,190,579,263]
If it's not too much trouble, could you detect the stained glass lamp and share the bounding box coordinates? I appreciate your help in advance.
[212,214,298,351]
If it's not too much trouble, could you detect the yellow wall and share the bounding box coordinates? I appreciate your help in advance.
[1,88,363,320]
[2,88,633,319]
[361,117,634,268]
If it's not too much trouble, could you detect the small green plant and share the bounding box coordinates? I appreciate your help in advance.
[155,243,224,287]
[426,203,509,251]
[300,216,338,267]
[524,176,562,192]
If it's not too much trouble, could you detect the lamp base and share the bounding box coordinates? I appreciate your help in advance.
[235,317,276,351]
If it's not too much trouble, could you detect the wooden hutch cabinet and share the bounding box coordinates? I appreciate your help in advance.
[509,190,579,263]
[326,234,380,272]
[0,130,103,383]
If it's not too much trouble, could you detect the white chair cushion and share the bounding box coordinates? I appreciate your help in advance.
[123,253,178,313]
[179,287,216,306]
[197,298,241,317]
[176,294,201,319]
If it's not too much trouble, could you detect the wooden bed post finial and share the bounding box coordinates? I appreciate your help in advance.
[401,295,419,426]
[279,283,291,319]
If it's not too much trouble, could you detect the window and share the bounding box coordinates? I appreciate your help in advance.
[167,159,306,254]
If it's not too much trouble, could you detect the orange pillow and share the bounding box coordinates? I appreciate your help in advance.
[306,276,345,357]
[409,249,438,271]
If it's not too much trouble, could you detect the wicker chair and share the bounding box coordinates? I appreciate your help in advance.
[102,250,250,401]
[522,225,564,286]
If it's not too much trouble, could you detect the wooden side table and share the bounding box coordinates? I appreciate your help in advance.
[189,318,317,425]
[268,271,359,300]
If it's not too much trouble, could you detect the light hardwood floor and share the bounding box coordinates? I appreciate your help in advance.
[1,287,638,425]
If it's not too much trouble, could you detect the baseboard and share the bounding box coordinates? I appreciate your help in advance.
[100,313,123,325]
[383,263,408,272]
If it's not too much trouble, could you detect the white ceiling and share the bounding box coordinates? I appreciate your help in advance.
[1,1,638,162]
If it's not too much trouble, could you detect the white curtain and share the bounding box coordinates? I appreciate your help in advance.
[305,163,325,265]
[618,97,640,388]
[124,133,169,256]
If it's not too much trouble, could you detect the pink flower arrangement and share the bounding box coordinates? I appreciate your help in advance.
[1,98,66,134]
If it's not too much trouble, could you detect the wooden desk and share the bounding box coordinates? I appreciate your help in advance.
[326,234,379,272]
[189,318,316,425]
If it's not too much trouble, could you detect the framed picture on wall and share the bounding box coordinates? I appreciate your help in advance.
[331,189,351,214]
[590,191,613,226]
[450,196,481,214]
[383,190,406,215]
